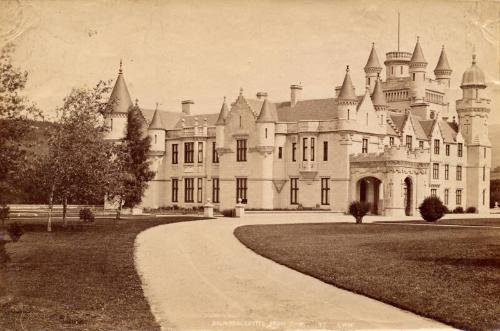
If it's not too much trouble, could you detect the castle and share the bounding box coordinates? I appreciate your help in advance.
[104,37,492,216]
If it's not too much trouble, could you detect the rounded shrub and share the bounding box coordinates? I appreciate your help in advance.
[348,201,370,224]
[453,206,464,214]
[418,196,447,222]
[465,206,477,214]
[7,222,24,242]
[79,208,95,222]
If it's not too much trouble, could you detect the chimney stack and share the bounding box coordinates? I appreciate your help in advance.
[290,84,302,107]
[181,100,194,115]
[256,92,268,100]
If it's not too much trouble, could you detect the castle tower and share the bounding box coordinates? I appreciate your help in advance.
[106,60,133,140]
[409,37,427,104]
[456,54,491,213]
[371,75,388,126]
[434,45,452,87]
[256,98,276,147]
[337,66,358,121]
[215,97,229,149]
[364,43,382,93]
[148,104,166,154]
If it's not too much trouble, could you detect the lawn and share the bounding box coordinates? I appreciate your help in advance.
[0,216,203,330]
[234,222,500,331]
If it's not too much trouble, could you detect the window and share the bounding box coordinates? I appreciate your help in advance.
[445,144,450,156]
[444,189,449,205]
[302,138,308,161]
[154,134,157,144]
[323,141,328,161]
[406,135,413,150]
[444,164,449,180]
[265,128,268,138]
[419,141,424,149]
[483,189,486,205]
[292,143,297,162]
[456,189,462,206]
[172,144,178,164]
[456,165,462,181]
[434,139,440,155]
[483,166,486,181]
[171,178,178,202]
[431,189,437,197]
[197,142,203,163]
[412,73,415,81]
[432,163,439,179]
[400,66,403,75]
[212,178,219,203]
[236,178,247,203]
[110,118,113,130]
[184,178,194,202]
[484,147,487,158]
[197,178,203,203]
[236,139,247,162]
[311,138,315,161]
[290,178,299,204]
[212,142,219,163]
[278,147,283,159]
[184,142,194,163]
[362,138,368,153]
[389,137,395,146]
[321,178,330,205]
[458,143,463,157]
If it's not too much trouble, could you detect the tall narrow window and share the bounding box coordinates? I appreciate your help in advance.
[212,141,219,163]
[444,189,449,205]
[456,189,462,206]
[323,141,328,161]
[184,142,194,163]
[484,147,487,158]
[444,164,449,180]
[362,138,368,153]
[321,178,330,205]
[310,138,315,161]
[400,66,403,75]
[171,178,178,203]
[290,178,298,204]
[302,138,308,161]
[483,189,486,205]
[433,163,439,179]
[278,147,283,159]
[483,166,486,181]
[236,139,247,162]
[292,143,297,162]
[431,189,437,197]
[197,142,203,163]
[456,165,462,181]
[212,178,219,203]
[236,178,247,203]
[172,144,178,164]
[406,135,413,150]
[184,178,194,203]
[154,134,157,144]
[458,143,463,157]
[419,141,424,149]
[110,118,113,130]
[389,137,395,146]
[445,144,450,156]
[197,178,203,203]
[265,128,268,138]
[434,139,440,154]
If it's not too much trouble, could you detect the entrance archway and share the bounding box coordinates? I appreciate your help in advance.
[404,177,413,216]
[356,177,382,215]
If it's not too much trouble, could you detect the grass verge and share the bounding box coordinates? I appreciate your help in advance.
[0,216,203,330]
[234,222,500,331]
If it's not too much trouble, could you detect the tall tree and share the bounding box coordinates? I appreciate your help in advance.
[107,106,155,219]
[0,43,40,203]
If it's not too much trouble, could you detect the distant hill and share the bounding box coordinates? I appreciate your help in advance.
[490,124,500,170]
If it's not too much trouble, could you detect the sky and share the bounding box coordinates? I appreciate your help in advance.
[1,0,499,123]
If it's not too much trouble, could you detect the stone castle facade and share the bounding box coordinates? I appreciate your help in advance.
[105,38,492,215]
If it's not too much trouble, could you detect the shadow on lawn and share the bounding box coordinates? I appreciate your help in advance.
[414,257,500,268]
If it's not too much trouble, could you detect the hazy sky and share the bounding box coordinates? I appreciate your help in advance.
[1,0,499,123]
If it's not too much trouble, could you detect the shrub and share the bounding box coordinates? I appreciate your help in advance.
[0,204,9,225]
[79,208,95,222]
[221,209,235,217]
[466,206,477,214]
[7,222,23,242]
[348,201,370,224]
[453,206,464,214]
[418,196,447,222]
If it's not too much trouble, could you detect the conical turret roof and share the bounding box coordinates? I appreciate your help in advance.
[148,107,164,130]
[215,97,229,125]
[371,77,387,107]
[434,46,452,73]
[410,37,427,64]
[364,43,382,71]
[256,98,275,123]
[338,66,357,101]
[109,61,133,113]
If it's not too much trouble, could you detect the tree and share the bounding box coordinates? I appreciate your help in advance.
[418,196,447,222]
[107,107,155,219]
[0,43,40,204]
[348,201,370,224]
[30,82,115,230]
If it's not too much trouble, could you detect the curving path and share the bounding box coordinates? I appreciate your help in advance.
[135,214,452,331]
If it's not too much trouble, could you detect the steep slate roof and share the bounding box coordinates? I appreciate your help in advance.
[148,108,165,130]
[215,98,230,125]
[371,78,387,106]
[410,38,427,64]
[109,65,133,114]
[419,120,435,138]
[256,99,277,123]
[141,108,181,130]
[438,120,459,142]
[364,43,382,69]
[389,113,406,132]
[275,98,338,122]
[410,115,427,139]
[338,66,357,100]
[434,46,452,72]
[173,113,220,129]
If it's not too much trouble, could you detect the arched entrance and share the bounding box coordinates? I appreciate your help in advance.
[404,177,413,216]
[357,177,382,215]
